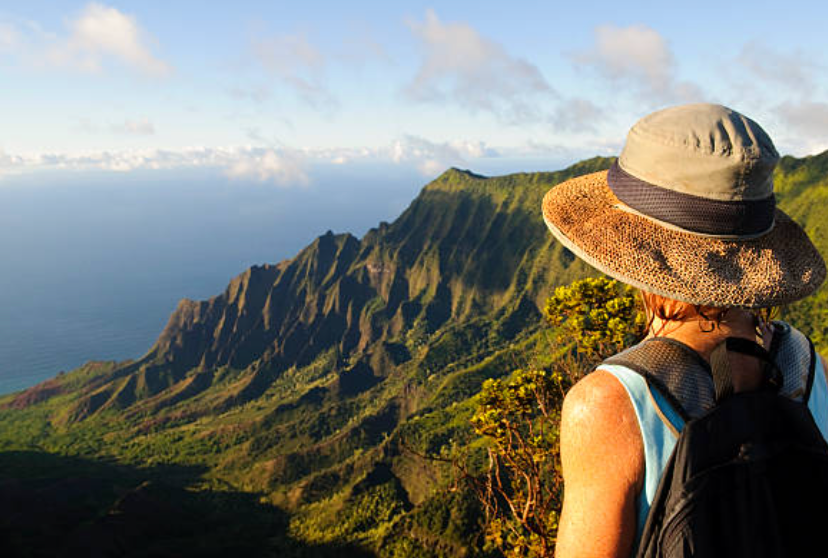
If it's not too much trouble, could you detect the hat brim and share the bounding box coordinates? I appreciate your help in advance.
[542,170,826,308]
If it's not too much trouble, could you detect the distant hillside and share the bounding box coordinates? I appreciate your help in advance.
[2,153,828,557]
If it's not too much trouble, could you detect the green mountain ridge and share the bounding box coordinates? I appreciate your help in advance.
[3,153,828,556]
[28,160,605,426]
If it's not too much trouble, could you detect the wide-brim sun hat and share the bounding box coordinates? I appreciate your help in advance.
[542,103,826,308]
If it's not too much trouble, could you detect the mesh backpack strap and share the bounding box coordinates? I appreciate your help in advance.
[771,322,815,401]
[603,355,691,423]
[604,337,717,421]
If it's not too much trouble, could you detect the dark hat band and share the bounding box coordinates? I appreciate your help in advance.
[607,161,776,237]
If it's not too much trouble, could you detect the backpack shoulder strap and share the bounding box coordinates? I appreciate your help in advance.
[773,321,816,402]
[604,337,716,421]
[604,325,817,420]
[708,337,785,401]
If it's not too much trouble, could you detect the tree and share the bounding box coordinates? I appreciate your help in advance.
[469,367,567,557]
[468,277,644,557]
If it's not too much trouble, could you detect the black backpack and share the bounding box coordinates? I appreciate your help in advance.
[609,334,828,557]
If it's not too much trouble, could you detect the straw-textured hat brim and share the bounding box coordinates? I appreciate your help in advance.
[542,170,826,308]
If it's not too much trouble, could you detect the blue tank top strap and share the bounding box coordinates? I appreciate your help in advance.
[598,364,684,548]
[807,356,828,440]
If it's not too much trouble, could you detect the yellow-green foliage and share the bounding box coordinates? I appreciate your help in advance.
[543,277,645,359]
[472,368,567,445]
[291,480,407,546]
[470,368,571,558]
[469,277,646,557]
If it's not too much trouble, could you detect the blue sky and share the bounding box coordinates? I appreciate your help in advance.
[1,0,827,183]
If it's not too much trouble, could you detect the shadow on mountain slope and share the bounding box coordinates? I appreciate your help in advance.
[0,450,375,558]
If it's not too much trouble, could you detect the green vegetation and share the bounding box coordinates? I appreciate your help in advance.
[471,368,566,557]
[1,153,828,556]
[464,278,638,557]
[543,278,645,358]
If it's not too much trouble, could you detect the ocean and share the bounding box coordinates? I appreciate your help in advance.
[0,163,425,394]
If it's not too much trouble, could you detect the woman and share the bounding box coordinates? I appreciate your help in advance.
[540,104,828,557]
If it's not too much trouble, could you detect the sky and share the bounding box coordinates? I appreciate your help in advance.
[1,0,828,184]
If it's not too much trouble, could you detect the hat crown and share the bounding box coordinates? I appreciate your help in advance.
[618,103,779,201]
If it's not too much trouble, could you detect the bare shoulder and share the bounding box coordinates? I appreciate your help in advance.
[555,369,644,558]
[561,369,642,458]
[562,369,634,417]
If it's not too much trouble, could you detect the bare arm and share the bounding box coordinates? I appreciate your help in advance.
[555,370,644,558]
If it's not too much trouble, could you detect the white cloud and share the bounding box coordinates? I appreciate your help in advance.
[718,44,828,155]
[389,135,499,176]
[587,25,671,89]
[252,32,336,110]
[111,118,155,135]
[1,3,170,76]
[575,24,702,103]
[0,146,308,185]
[0,149,24,178]
[405,9,553,124]
[0,137,502,182]
[66,3,169,75]
[552,97,605,132]
[736,43,818,96]
[224,148,309,185]
[774,101,828,154]
[723,43,826,123]
[0,21,20,52]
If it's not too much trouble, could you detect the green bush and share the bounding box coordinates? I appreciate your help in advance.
[543,277,645,359]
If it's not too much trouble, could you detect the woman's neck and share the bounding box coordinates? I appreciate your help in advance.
[646,309,770,392]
